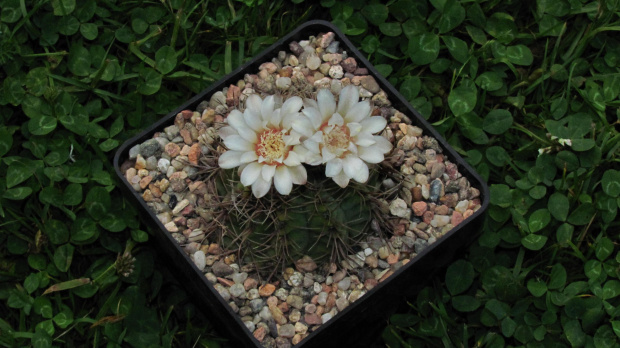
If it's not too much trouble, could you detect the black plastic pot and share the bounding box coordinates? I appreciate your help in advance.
[113,19,489,348]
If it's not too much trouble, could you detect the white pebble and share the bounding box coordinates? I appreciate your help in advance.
[321,313,333,323]
[328,65,344,79]
[157,158,170,173]
[192,250,206,271]
[244,321,255,332]
[172,198,189,214]
[389,198,411,218]
[306,55,321,70]
[430,215,451,228]
[455,200,469,213]
[276,76,292,90]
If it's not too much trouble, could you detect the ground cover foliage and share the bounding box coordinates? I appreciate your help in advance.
[0,0,618,347]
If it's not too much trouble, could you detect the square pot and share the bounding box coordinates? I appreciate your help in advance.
[113,20,489,347]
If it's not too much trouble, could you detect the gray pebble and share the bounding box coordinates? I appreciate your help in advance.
[164,125,179,139]
[377,259,390,269]
[286,295,304,309]
[289,41,304,56]
[250,298,264,313]
[275,288,289,301]
[229,283,246,298]
[247,288,260,300]
[275,337,292,348]
[214,284,231,301]
[288,272,303,287]
[414,239,428,253]
[429,179,443,202]
[239,306,252,316]
[228,301,239,313]
[232,272,248,284]
[140,139,161,157]
[129,144,141,160]
[145,156,158,170]
[317,292,328,305]
[336,297,349,311]
[259,306,272,321]
[244,320,255,332]
[278,324,296,338]
[205,272,217,284]
[196,101,209,114]
[212,261,234,277]
[209,91,226,108]
[337,277,351,291]
[360,76,380,94]
[263,336,277,348]
[326,41,340,53]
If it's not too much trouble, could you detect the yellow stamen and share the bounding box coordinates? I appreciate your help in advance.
[321,124,351,158]
[255,129,288,165]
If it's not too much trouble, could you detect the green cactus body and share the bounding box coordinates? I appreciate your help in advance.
[210,165,391,277]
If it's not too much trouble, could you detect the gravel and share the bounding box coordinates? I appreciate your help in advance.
[121,30,483,347]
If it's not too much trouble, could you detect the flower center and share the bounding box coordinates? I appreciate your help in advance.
[256,129,288,165]
[321,124,351,158]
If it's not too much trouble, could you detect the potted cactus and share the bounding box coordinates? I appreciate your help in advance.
[114,20,488,347]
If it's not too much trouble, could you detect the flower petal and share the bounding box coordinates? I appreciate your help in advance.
[361,116,387,134]
[325,158,343,177]
[283,131,302,146]
[261,164,276,182]
[246,94,263,115]
[261,95,275,121]
[291,117,314,138]
[240,162,262,186]
[337,85,359,116]
[227,110,246,129]
[343,155,369,183]
[288,165,307,185]
[347,122,362,137]
[358,146,385,164]
[274,166,293,195]
[281,96,303,118]
[345,100,371,123]
[302,138,320,154]
[354,132,377,147]
[218,126,238,141]
[302,106,323,130]
[244,108,263,132]
[218,150,244,169]
[321,146,337,162]
[332,170,350,188]
[296,144,322,165]
[252,176,272,198]
[238,125,258,143]
[374,135,393,154]
[268,109,282,128]
[229,109,257,142]
[283,151,302,166]
[224,134,254,151]
[240,151,258,163]
[327,113,344,126]
[317,89,336,121]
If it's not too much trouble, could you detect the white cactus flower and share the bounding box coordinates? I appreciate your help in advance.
[292,85,392,188]
[218,94,308,198]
